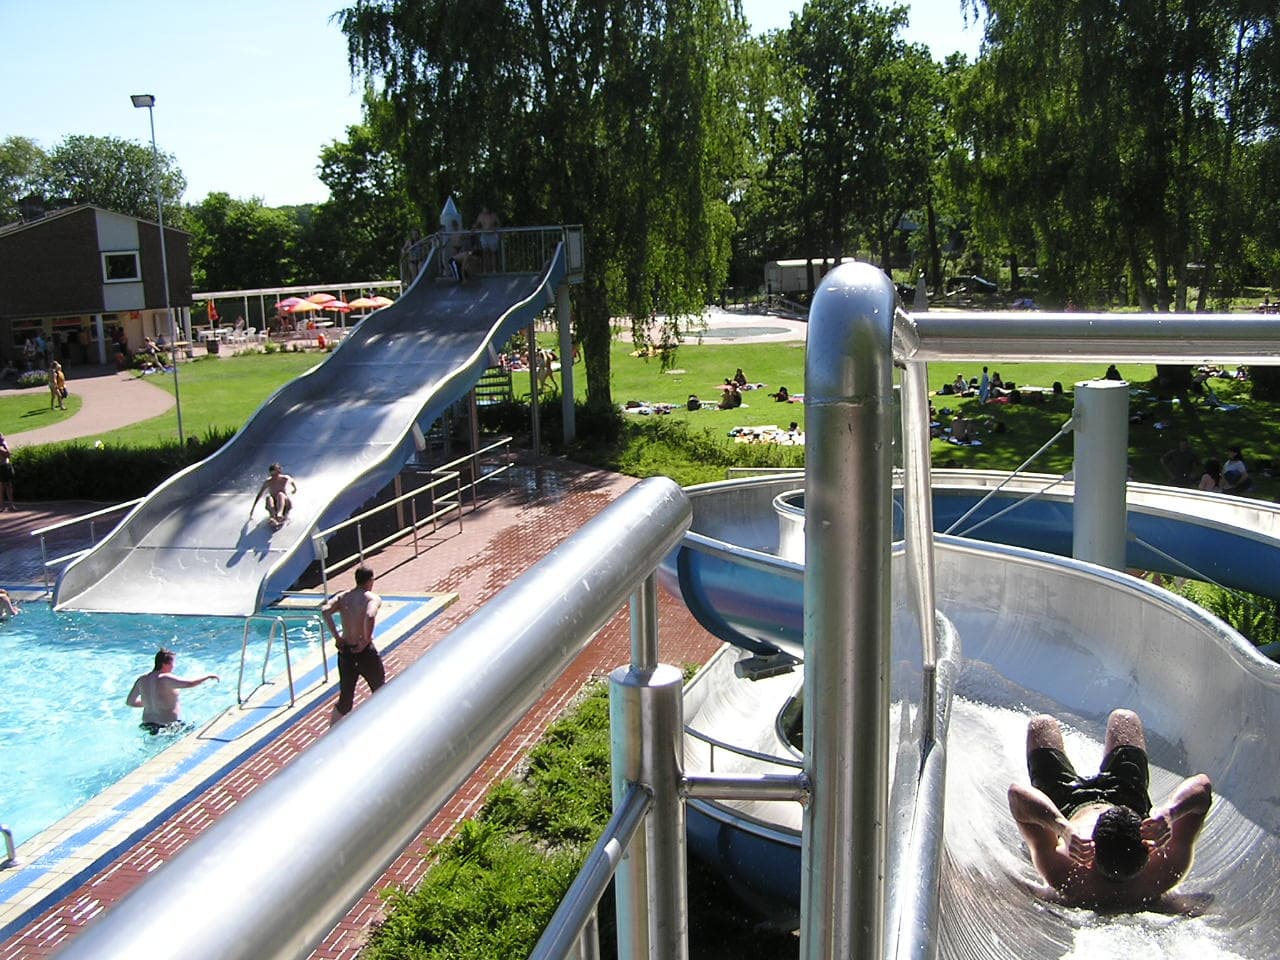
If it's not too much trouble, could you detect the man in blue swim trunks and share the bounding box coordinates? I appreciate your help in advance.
[1008,708,1212,909]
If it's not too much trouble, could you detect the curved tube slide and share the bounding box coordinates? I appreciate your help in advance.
[55,246,566,615]
[665,475,1280,957]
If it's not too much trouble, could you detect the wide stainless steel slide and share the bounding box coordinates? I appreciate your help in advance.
[54,244,565,615]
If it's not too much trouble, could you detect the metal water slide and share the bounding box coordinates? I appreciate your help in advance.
[53,241,568,615]
[664,474,1280,957]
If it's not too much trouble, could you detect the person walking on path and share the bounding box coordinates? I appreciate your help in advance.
[48,361,67,411]
[2,366,173,451]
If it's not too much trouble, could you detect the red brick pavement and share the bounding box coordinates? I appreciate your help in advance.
[0,458,722,959]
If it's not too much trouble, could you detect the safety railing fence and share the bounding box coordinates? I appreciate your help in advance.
[407,226,573,285]
[28,498,144,596]
[309,438,515,596]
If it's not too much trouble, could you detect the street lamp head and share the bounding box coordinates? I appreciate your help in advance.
[131,94,156,109]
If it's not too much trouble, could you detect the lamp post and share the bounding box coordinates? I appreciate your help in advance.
[131,93,184,445]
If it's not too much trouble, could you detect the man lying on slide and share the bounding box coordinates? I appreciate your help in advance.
[1008,708,1212,910]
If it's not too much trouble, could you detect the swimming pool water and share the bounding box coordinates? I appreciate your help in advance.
[0,605,323,846]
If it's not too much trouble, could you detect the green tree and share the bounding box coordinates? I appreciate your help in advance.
[46,135,185,222]
[338,0,747,413]
[186,192,299,291]
[0,136,50,223]
[297,113,412,284]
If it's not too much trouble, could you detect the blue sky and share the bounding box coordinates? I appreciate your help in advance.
[0,0,983,208]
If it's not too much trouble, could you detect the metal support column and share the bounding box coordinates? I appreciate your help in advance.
[801,262,897,960]
[558,284,576,445]
[527,322,541,456]
[609,662,688,960]
[1071,378,1130,570]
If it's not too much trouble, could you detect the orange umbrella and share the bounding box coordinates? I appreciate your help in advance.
[346,297,380,309]
[370,295,394,306]
[286,300,324,314]
[305,293,336,305]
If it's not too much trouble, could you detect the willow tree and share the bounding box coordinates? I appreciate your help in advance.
[337,0,746,413]
[960,0,1276,310]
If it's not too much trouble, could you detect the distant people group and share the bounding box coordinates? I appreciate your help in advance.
[440,202,503,283]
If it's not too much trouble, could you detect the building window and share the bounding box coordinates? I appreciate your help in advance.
[102,250,141,283]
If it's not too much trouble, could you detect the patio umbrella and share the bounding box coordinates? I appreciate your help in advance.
[370,295,394,307]
[276,296,305,312]
[322,299,351,312]
[305,293,337,305]
[286,300,324,314]
[346,297,380,309]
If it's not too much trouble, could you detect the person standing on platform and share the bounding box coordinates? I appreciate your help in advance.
[323,566,386,726]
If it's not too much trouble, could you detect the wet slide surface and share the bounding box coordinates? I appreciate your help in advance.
[55,252,562,615]
[665,475,1280,959]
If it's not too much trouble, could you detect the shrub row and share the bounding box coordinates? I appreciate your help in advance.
[10,428,237,502]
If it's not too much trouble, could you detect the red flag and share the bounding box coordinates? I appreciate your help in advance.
[208,299,220,323]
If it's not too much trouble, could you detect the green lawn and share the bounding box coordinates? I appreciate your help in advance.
[0,390,83,435]
[22,335,1277,502]
[56,352,322,447]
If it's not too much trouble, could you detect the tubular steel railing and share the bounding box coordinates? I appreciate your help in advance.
[310,438,514,595]
[29,498,144,595]
[237,615,300,708]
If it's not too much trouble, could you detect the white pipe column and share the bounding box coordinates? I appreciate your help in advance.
[557,284,575,444]
[1071,379,1130,570]
[93,314,106,364]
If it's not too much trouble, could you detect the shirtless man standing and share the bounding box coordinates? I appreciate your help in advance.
[125,649,219,734]
[473,205,501,273]
[322,566,385,727]
[1008,708,1212,909]
[251,463,297,529]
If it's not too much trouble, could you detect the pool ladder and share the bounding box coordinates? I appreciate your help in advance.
[237,614,328,708]
[1,824,16,868]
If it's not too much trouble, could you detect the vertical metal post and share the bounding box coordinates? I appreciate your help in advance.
[629,574,659,672]
[1072,379,1130,570]
[528,322,541,456]
[576,909,601,960]
[609,662,688,960]
[411,499,419,556]
[801,262,897,960]
[901,360,939,744]
[558,284,576,445]
[356,526,365,563]
[394,474,405,531]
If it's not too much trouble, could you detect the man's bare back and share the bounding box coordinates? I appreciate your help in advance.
[126,649,218,731]
[323,582,381,652]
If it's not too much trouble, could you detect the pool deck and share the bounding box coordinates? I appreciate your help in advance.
[0,456,723,959]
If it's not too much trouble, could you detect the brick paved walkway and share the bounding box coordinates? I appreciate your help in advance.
[0,456,722,959]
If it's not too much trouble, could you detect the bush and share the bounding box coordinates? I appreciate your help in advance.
[11,428,237,501]
[1178,581,1280,648]
[17,369,48,387]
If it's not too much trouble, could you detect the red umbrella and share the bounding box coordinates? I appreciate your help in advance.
[322,299,352,312]
[276,296,305,312]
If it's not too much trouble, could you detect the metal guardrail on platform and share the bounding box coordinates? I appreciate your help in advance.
[29,499,145,596]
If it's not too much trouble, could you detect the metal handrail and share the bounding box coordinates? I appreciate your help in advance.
[29,498,144,594]
[310,439,515,595]
[1,825,16,868]
[685,725,804,772]
[237,615,298,708]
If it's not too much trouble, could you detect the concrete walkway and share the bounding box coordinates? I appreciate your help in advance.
[1,366,175,450]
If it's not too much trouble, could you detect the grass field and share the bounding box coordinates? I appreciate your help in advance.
[13,333,1276,501]
[0,390,82,433]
